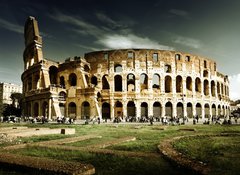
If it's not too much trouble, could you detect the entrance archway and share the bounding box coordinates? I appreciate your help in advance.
[115,101,123,118]
[141,102,148,117]
[81,101,90,119]
[127,101,135,117]
[165,102,172,117]
[177,102,183,117]
[102,102,110,119]
[153,102,161,117]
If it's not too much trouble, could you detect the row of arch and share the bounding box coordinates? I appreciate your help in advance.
[67,101,229,119]
[100,74,229,97]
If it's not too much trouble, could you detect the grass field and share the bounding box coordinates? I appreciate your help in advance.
[1,123,239,175]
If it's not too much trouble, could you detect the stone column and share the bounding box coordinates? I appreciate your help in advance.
[148,101,153,116]
[172,102,177,117]
[110,100,115,119]
[161,102,165,117]
[48,98,52,120]
[136,100,141,118]
[201,105,205,120]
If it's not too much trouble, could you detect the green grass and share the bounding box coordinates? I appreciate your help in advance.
[1,123,240,174]
[173,134,240,175]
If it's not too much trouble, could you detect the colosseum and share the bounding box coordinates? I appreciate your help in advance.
[22,16,230,122]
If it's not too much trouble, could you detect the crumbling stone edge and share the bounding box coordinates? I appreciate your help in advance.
[158,133,240,175]
[158,135,210,175]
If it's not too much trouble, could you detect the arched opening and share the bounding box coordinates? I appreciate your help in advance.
[127,74,135,91]
[42,101,48,118]
[212,104,216,117]
[153,102,161,118]
[59,91,66,101]
[187,103,193,118]
[222,105,226,116]
[217,82,220,95]
[81,101,90,119]
[141,102,148,117]
[203,70,208,77]
[60,76,65,88]
[195,78,201,93]
[176,75,183,93]
[165,64,171,73]
[218,105,221,116]
[204,80,209,96]
[175,54,181,61]
[102,102,110,119]
[33,74,39,89]
[186,77,192,91]
[49,66,58,85]
[177,102,183,117]
[196,103,202,118]
[114,64,122,72]
[204,104,210,118]
[127,101,135,117]
[140,73,148,90]
[211,81,216,97]
[102,75,110,89]
[59,103,65,116]
[69,73,77,86]
[115,101,123,118]
[84,65,90,72]
[152,74,160,89]
[165,76,172,93]
[165,102,172,117]
[68,102,76,118]
[114,75,122,91]
[91,76,98,86]
[33,102,39,117]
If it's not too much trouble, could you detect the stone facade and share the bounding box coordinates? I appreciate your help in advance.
[22,17,230,120]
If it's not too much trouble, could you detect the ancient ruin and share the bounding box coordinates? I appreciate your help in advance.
[22,16,230,121]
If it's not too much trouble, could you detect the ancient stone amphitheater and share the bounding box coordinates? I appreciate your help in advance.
[22,17,230,121]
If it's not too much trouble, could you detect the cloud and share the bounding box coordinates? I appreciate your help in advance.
[169,9,190,19]
[173,36,202,49]
[49,11,173,51]
[0,18,24,34]
[229,74,240,100]
[49,11,103,37]
[96,12,122,29]
[96,34,174,50]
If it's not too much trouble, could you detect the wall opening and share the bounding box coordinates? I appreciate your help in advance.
[127,74,135,91]
[102,75,110,89]
[141,102,148,117]
[140,73,148,90]
[165,102,172,117]
[177,102,183,117]
[186,77,192,91]
[165,76,172,93]
[68,102,76,118]
[114,75,122,91]
[187,103,193,118]
[69,73,77,86]
[176,75,183,93]
[152,74,160,89]
[102,102,110,119]
[195,78,201,93]
[127,101,135,117]
[81,101,90,119]
[153,102,161,118]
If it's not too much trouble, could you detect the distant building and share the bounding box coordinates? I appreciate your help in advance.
[22,17,230,120]
[0,82,22,106]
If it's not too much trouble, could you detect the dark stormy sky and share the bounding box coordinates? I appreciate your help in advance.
[0,0,240,99]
